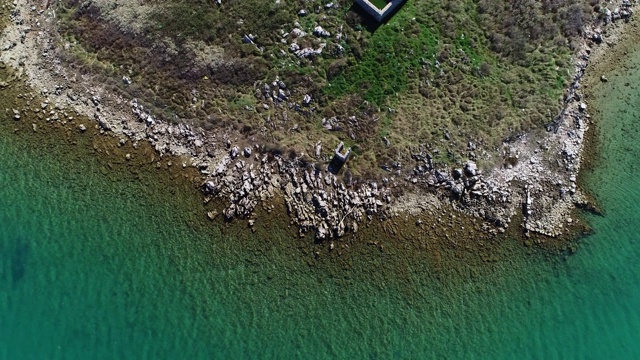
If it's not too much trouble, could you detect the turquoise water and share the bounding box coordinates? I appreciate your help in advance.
[2,37,640,360]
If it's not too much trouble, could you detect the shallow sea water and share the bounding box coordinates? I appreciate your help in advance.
[2,30,640,360]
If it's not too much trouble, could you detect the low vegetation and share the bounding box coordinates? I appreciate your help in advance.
[53,0,602,177]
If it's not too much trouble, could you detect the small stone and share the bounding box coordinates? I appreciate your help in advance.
[579,102,587,112]
[125,153,131,160]
[451,183,463,198]
[289,43,300,52]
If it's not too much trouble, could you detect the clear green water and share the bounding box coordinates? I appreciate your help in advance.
[2,38,640,360]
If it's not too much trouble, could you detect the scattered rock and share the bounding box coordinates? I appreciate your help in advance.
[451,183,463,198]
[242,34,256,44]
[464,161,477,177]
[579,102,587,112]
[230,146,239,159]
[313,26,331,37]
[291,28,306,38]
[314,142,322,158]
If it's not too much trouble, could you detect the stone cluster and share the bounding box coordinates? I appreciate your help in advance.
[279,160,388,239]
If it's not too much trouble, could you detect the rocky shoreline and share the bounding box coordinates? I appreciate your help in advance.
[0,0,635,241]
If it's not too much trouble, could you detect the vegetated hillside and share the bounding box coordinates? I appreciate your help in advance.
[55,0,601,176]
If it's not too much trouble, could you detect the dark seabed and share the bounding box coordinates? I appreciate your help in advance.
[2,28,640,360]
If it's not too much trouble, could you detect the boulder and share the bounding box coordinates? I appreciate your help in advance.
[289,43,300,52]
[203,181,217,194]
[291,28,306,38]
[579,102,587,112]
[313,26,330,37]
[230,146,239,159]
[464,161,477,177]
